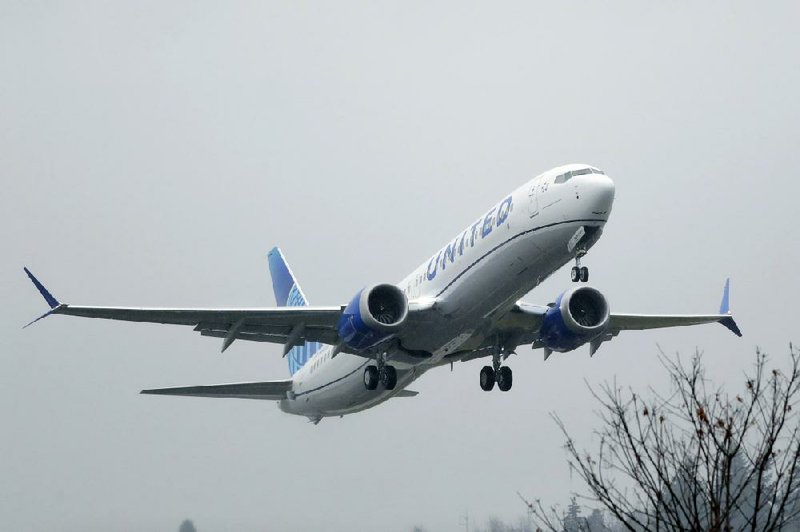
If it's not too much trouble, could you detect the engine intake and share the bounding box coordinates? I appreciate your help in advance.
[337,283,408,351]
[539,286,610,353]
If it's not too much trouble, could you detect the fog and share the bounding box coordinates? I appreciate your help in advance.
[2,2,798,530]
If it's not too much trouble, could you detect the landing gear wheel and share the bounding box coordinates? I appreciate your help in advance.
[364,366,379,390]
[497,366,513,392]
[579,266,589,283]
[571,266,580,282]
[480,366,496,391]
[380,365,397,390]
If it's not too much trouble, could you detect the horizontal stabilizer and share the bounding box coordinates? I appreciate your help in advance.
[141,379,292,400]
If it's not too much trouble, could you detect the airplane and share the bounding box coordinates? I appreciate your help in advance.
[24,163,741,424]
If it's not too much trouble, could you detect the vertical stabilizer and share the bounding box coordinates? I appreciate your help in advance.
[267,247,321,375]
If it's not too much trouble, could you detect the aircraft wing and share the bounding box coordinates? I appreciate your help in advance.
[609,313,741,335]
[494,307,740,345]
[23,268,342,352]
[491,279,741,353]
[608,278,741,337]
[141,380,292,400]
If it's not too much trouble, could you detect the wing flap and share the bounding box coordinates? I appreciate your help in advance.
[197,327,339,346]
[141,380,292,400]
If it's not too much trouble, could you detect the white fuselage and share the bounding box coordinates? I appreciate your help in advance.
[280,164,615,420]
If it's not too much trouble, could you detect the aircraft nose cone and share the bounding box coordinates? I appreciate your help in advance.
[582,174,615,215]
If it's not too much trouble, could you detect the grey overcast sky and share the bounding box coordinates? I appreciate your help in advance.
[2,1,799,531]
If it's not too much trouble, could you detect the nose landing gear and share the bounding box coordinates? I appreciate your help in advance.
[571,250,589,282]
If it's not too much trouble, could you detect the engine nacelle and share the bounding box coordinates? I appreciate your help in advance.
[337,283,409,351]
[539,286,610,353]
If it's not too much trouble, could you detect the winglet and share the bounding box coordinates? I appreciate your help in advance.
[719,278,731,314]
[23,307,62,329]
[23,267,63,328]
[717,278,742,337]
[719,316,742,337]
[24,267,60,309]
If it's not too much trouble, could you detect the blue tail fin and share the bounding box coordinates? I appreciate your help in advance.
[267,247,321,375]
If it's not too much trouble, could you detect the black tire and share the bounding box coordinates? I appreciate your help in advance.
[497,366,513,392]
[579,266,589,283]
[364,366,379,390]
[380,366,397,390]
[571,266,580,282]
[480,366,495,391]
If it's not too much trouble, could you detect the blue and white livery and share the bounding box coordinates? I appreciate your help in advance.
[267,247,322,376]
[24,164,741,423]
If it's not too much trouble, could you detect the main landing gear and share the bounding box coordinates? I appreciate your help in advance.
[480,346,513,392]
[571,250,589,283]
[364,353,397,391]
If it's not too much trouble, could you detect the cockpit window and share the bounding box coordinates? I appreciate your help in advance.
[554,167,592,183]
[554,167,605,184]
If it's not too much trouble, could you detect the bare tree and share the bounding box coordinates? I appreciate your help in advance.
[178,520,197,532]
[532,347,800,532]
[471,515,535,532]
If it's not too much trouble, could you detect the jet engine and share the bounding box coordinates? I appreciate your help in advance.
[539,286,610,353]
[337,283,409,351]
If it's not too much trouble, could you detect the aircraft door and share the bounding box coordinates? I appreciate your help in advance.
[527,181,539,217]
